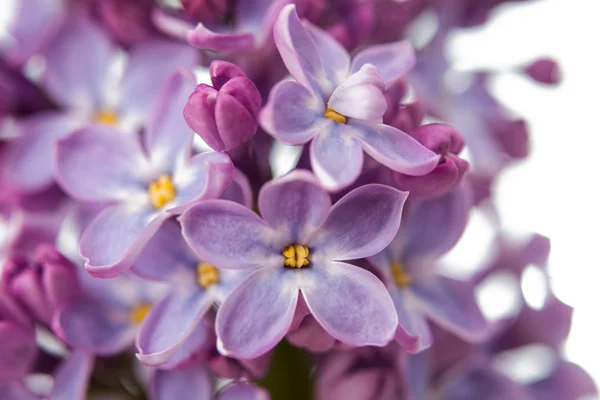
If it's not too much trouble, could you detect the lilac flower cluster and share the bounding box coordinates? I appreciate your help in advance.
[0,0,591,399]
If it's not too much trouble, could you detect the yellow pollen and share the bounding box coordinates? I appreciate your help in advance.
[324,108,346,124]
[95,109,118,125]
[197,263,220,288]
[283,244,310,268]
[129,303,151,325]
[391,262,412,288]
[148,175,177,209]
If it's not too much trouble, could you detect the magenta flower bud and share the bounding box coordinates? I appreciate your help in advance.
[184,61,261,152]
[394,124,470,199]
[523,58,562,85]
[181,0,231,21]
[383,80,425,133]
[2,245,81,326]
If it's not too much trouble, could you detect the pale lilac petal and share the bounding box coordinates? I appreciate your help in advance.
[350,41,416,85]
[187,23,255,52]
[220,169,253,208]
[160,320,212,370]
[327,65,386,122]
[304,22,350,87]
[402,186,472,264]
[119,41,198,125]
[0,383,37,400]
[181,200,278,269]
[144,72,197,171]
[170,151,234,213]
[53,299,136,355]
[2,112,80,192]
[273,5,331,96]
[260,80,326,144]
[0,323,37,384]
[216,268,299,359]
[80,205,168,278]
[390,290,432,353]
[49,350,94,400]
[43,18,114,110]
[131,219,194,281]
[313,184,407,260]
[137,288,212,366]
[301,261,397,346]
[350,120,440,175]
[236,0,281,36]
[309,122,364,191]
[151,364,212,400]
[218,382,271,400]
[56,126,149,202]
[258,170,331,242]
[412,277,488,342]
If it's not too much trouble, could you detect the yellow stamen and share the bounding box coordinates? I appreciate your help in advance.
[282,244,310,268]
[95,109,118,125]
[129,303,151,324]
[324,108,346,124]
[148,175,176,209]
[391,262,411,288]
[197,263,220,288]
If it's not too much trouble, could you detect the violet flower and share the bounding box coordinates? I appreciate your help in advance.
[260,5,439,191]
[181,170,405,359]
[2,18,197,192]
[368,186,488,353]
[184,61,262,152]
[55,72,234,278]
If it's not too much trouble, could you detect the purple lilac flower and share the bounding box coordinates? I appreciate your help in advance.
[260,5,439,191]
[55,72,234,278]
[181,170,405,358]
[184,61,262,152]
[368,186,488,353]
[2,18,197,193]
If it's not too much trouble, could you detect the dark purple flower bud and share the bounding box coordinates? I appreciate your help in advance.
[184,61,261,152]
[394,123,469,199]
[523,58,562,85]
[383,80,425,133]
[181,0,231,21]
[2,245,81,327]
[0,287,37,384]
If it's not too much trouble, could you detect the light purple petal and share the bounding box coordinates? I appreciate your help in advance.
[216,268,299,359]
[119,41,198,125]
[170,151,234,213]
[350,41,416,86]
[0,383,37,400]
[258,170,331,242]
[181,200,278,269]
[136,288,212,367]
[312,184,407,260]
[160,320,212,370]
[301,261,397,346]
[43,18,114,110]
[187,23,255,52]
[0,323,37,384]
[218,382,271,400]
[390,289,432,353]
[49,350,94,400]
[350,120,440,175]
[53,299,136,355]
[80,205,168,278]
[273,5,331,96]
[304,21,350,87]
[56,125,149,202]
[151,364,212,400]
[412,277,488,342]
[220,169,253,208]
[309,122,364,191]
[236,0,282,36]
[144,72,197,171]
[402,186,472,264]
[2,112,80,192]
[260,80,326,144]
[327,65,386,122]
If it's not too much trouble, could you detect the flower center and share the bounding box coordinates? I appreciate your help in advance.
[129,303,151,325]
[282,244,310,268]
[391,262,411,288]
[95,109,118,125]
[148,175,176,209]
[324,107,346,124]
[197,263,219,288]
